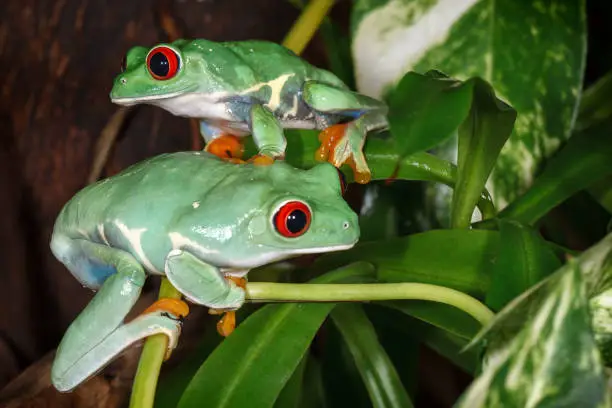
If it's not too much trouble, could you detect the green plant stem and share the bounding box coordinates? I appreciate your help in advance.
[246,282,494,326]
[282,0,335,55]
[130,278,183,408]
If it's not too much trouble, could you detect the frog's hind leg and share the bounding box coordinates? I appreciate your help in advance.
[200,121,246,163]
[302,81,389,184]
[50,235,186,392]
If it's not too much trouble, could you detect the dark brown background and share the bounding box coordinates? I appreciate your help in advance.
[0,0,610,407]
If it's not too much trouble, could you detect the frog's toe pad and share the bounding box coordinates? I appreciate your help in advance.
[316,124,372,184]
[216,311,237,337]
[141,298,190,319]
[247,154,275,166]
[205,135,245,159]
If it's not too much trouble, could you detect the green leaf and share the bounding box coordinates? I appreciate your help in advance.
[485,219,561,311]
[352,0,587,208]
[274,353,308,408]
[451,79,516,228]
[455,263,608,408]
[496,118,612,225]
[314,229,500,298]
[331,304,414,408]
[299,355,328,408]
[381,301,480,341]
[588,175,612,215]
[365,304,478,375]
[385,71,473,158]
[177,263,374,408]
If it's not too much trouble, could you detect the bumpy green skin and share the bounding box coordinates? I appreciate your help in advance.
[49,151,359,392]
[110,39,388,176]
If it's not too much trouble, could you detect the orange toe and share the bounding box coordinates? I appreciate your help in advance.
[141,298,190,319]
[315,123,349,164]
[248,154,275,166]
[216,311,236,337]
[205,134,245,159]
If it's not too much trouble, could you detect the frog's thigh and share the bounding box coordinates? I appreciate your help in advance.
[247,104,286,158]
[302,81,388,120]
[165,249,246,310]
[50,237,151,391]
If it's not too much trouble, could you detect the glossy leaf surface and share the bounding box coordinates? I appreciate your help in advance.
[177,263,374,408]
[485,219,561,311]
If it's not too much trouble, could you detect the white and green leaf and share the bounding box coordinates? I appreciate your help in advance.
[455,262,609,407]
[351,0,587,209]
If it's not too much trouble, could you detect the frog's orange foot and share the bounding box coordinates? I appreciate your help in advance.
[316,123,372,184]
[205,134,245,160]
[141,298,190,319]
[210,276,248,337]
[247,154,275,166]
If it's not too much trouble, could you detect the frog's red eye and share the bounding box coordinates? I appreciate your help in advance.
[273,201,311,238]
[336,168,347,195]
[146,46,180,80]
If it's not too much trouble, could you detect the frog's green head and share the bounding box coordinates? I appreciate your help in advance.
[109,40,221,104]
[179,160,360,269]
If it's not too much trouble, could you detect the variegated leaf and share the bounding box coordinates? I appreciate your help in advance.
[455,262,609,407]
[351,0,587,209]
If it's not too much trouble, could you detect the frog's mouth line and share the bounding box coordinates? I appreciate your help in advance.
[110,90,191,105]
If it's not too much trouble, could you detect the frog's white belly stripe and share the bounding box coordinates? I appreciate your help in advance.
[114,220,161,274]
[97,224,110,246]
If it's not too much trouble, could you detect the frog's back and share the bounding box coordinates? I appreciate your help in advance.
[53,152,230,240]
[213,39,348,89]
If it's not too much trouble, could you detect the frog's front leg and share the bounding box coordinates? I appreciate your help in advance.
[50,236,188,392]
[302,81,389,184]
[245,104,286,166]
[164,250,247,336]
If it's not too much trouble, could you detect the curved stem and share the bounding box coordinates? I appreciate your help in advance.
[246,282,494,326]
[130,278,182,408]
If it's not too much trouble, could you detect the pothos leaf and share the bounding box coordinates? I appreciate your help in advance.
[470,232,612,370]
[351,0,587,209]
[455,263,608,408]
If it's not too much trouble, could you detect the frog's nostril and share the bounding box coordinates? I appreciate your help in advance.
[342,221,350,230]
[120,77,127,85]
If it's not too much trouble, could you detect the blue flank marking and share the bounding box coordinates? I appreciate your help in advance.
[199,121,225,139]
[84,262,117,287]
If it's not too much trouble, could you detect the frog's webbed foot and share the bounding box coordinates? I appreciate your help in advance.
[209,276,248,337]
[316,123,372,184]
[247,154,276,166]
[302,80,389,184]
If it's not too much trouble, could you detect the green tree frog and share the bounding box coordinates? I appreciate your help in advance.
[49,151,359,392]
[109,39,389,184]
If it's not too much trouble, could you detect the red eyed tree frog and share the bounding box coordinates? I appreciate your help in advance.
[109,39,389,184]
[49,151,359,392]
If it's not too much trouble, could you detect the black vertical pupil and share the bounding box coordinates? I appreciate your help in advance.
[150,52,170,77]
[286,210,307,233]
